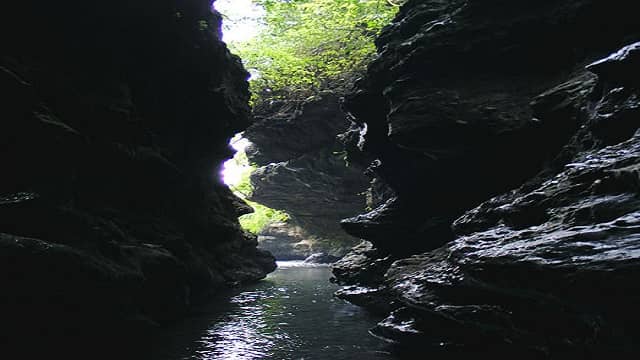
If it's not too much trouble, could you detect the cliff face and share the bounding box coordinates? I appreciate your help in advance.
[244,96,370,258]
[335,0,640,355]
[1,0,274,349]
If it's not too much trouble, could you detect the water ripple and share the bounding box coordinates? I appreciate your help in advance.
[163,262,394,360]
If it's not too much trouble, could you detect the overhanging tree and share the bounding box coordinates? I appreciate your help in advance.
[227,0,398,105]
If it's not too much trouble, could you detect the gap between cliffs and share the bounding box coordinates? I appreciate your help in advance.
[215,0,399,262]
[221,0,640,357]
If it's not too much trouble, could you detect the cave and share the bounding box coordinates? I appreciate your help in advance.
[2,0,640,359]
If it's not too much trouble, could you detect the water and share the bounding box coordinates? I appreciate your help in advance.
[152,261,395,360]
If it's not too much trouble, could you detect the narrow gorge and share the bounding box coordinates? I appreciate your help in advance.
[243,95,369,260]
[2,0,639,359]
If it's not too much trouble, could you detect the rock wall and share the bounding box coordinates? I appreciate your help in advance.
[335,0,640,356]
[245,95,370,258]
[0,0,274,352]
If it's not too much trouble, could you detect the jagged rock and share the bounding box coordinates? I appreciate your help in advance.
[303,252,340,264]
[335,0,640,356]
[341,196,453,254]
[332,241,395,287]
[586,42,640,86]
[331,241,398,314]
[257,221,356,260]
[245,95,370,254]
[1,0,275,353]
[246,96,348,163]
[376,129,640,355]
[257,221,311,260]
[341,0,639,254]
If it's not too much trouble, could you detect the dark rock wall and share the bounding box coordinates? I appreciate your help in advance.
[335,0,640,356]
[341,0,639,254]
[245,95,370,257]
[1,0,274,349]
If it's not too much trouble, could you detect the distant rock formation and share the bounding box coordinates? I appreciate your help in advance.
[245,95,370,258]
[256,222,312,260]
[334,0,640,356]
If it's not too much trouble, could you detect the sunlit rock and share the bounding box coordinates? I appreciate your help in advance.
[245,95,370,258]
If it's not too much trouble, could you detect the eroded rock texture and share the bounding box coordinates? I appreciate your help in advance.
[334,0,640,356]
[0,0,274,352]
[245,95,369,258]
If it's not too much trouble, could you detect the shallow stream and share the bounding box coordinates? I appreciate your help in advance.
[153,261,395,360]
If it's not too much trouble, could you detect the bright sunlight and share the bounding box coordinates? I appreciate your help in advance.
[214,0,265,43]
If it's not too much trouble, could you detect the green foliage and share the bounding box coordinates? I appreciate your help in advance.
[228,146,290,234]
[239,200,290,234]
[227,152,256,198]
[228,0,398,104]
[219,1,399,232]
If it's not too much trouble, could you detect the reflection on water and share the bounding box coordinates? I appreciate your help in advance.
[156,261,394,360]
[194,287,294,359]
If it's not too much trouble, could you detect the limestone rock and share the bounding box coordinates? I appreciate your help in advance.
[245,95,370,254]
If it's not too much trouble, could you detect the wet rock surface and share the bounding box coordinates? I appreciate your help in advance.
[245,95,370,257]
[378,130,640,355]
[303,252,341,264]
[332,241,398,314]
[1,0,274,353]
[334,0,640,356]
[257,221,312,260]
